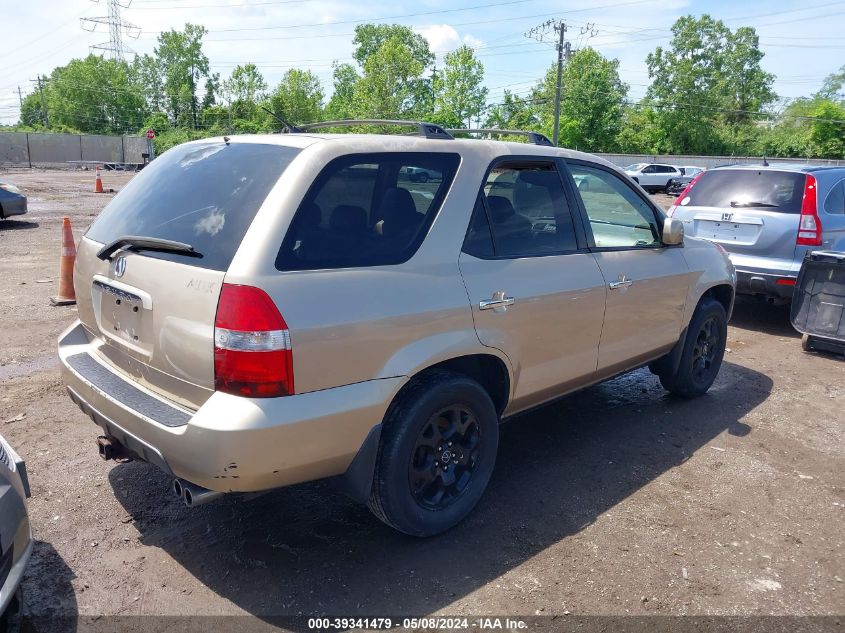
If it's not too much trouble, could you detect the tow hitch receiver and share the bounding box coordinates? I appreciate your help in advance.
[96,435,132,462]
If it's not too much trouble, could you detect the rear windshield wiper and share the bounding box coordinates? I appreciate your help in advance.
[96,235,202,261]
[729,201,778,208]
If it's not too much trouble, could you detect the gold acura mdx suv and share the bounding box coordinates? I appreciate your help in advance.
[59,122,735,537]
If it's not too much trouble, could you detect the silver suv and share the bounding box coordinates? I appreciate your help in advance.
[0,433,31,633]
[59,122,735,536]
[669,164,845,303]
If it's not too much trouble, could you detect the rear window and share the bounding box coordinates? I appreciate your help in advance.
[276,152,460,270]
[684,169,806,213]
[85,141,300,271]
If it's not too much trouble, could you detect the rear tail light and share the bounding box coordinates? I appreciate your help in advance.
[667,173,704,217]
[796,174,822,246]
[214,284,293,398]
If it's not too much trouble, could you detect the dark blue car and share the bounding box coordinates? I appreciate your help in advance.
[0,182,27,220]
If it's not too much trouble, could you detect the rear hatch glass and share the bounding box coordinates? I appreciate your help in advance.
[683,169,805,213]
[86,141,301,271]
[77,141,300,408]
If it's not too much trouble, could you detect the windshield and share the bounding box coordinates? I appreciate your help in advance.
[683,169,806,213]
[86,141,300,271]
[625,163,647,171]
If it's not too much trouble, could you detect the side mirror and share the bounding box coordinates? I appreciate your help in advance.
[663,217,684,245]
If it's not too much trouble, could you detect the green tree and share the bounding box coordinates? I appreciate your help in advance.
[267,69,324,125]
[818,64,844,101]
[352,24,433,70]
[222,63,267,122]
[484,90,537,131]
[352,35,426,119]
[646,15,775,153]
[807,100,845,158]
[434,45,488,128]
[325,62,360,120]
[533,47,628,151]
[153,23,210,128]
[27,55,147,134]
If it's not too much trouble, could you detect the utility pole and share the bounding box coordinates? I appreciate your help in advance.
[551,24,568,147]
[16,86,24,108]
[526,19,572,146]
[526,20,596,146]
[31,76,49,128]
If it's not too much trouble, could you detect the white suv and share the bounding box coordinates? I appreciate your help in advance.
[625,163,683,193]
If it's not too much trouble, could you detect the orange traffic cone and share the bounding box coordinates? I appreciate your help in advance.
[94,166,104,193]
[50,217,77,306]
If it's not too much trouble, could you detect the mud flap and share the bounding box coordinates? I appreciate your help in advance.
[649,325,688,377]
[331,423,382,505]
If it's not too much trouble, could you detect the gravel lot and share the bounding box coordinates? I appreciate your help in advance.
[0,169,842,629]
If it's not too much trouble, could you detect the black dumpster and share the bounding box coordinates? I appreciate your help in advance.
[791,250,845,356]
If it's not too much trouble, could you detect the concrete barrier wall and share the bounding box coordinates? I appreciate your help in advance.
[0,132,29,165]
[2,132,844,168]
[0,132,146,167]
[596,153,845,169]
[81,135,123,163]
[123,136,147,163]
[27,133,81,165]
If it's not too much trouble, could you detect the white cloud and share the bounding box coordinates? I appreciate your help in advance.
[415,24,483,58]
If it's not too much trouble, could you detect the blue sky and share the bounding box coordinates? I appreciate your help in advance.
[1,0,843,125]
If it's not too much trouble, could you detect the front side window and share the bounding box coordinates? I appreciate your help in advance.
[568,163,661,249]
[277,152,460,270]
[478,161,578,257]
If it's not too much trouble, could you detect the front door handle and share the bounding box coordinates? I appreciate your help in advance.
[608,275,633,290]
[479,291,515,311]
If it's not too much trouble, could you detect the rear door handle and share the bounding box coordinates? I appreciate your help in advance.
[608,275,633,290]
[479,291,515,311]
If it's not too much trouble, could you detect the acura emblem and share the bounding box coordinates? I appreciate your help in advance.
[114,256,127,278]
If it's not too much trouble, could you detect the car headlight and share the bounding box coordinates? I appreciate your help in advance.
[0,183,22,194]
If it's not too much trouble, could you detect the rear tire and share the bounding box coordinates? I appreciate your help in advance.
[658,298,727,398]
[368,369,499,537]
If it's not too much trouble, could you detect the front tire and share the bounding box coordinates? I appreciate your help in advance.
[658,298,727,398]
[368,370,499,537]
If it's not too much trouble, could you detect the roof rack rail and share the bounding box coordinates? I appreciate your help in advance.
[446,128,554,147]
[290,119,453,140]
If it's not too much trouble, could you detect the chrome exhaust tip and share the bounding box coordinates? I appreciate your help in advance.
[172,478,224,508]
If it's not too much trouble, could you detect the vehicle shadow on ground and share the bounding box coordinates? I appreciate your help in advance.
[20,541,78,633]
[0,220,39,231]
[109,361,770,623]
[729,296,798,338]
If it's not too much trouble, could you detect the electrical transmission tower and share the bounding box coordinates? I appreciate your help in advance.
[81,0,141,61]
[525,20,597,146]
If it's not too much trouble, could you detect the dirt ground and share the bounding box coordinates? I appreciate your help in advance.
[0,169,842,629]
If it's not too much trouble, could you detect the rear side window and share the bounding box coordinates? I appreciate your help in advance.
[684,169,806,213]
[86,142,300,271]
[824,179,845,214]
[277,153,460,270]
[479,161,578,257]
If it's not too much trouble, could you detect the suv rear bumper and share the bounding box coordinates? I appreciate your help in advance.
[735,269,796,300]
[58,320,404,493]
